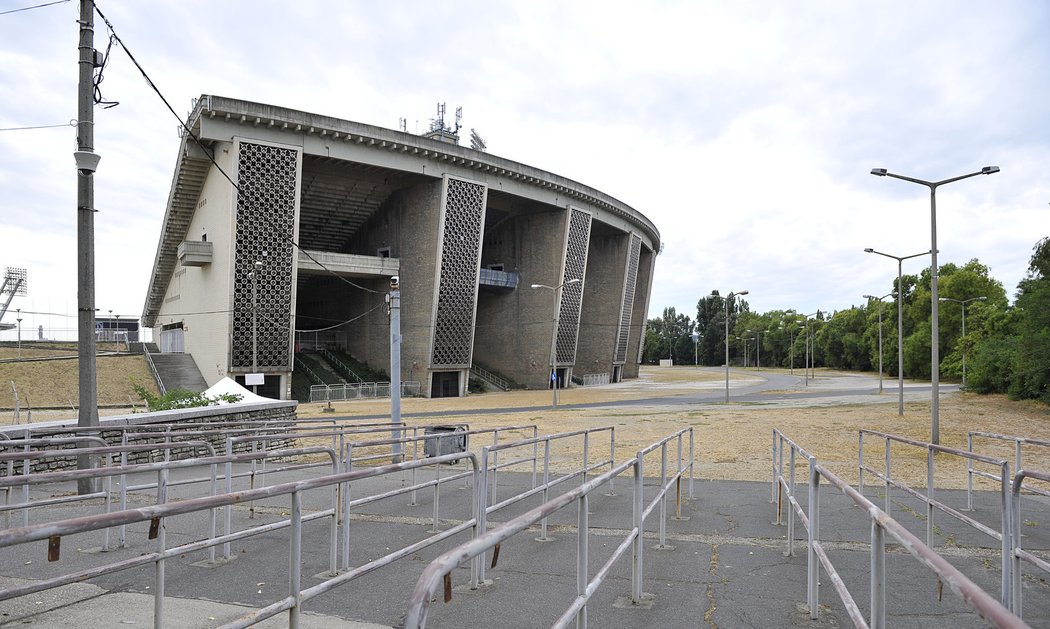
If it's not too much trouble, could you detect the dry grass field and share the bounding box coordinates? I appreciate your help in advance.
[0,343,158,412]
[3,348,1048,490]
[298,367,1050,490]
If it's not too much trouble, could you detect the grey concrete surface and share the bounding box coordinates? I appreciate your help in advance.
[2,459,1048,628]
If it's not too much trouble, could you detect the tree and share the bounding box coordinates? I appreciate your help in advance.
[1009,237,1050,402]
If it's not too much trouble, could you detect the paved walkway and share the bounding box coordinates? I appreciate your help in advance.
[2,462,1047,628]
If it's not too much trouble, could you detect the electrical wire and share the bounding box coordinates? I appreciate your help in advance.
[92,2,381,295]
[0,0,68,16]
[0,121,76,132]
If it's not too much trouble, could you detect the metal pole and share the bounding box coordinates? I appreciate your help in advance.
[961,301,967,386]
[877,303,883,394]
[896,259,904,415]
[76,0,99,496]
[724,297,730,403]
[390,283,402,460]
[251,265,259,395]
[929,187,940,444]
[756,330,761,369]
[550,284,560,408]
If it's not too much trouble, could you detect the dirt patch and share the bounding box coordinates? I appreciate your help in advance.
[297,367,1050,490]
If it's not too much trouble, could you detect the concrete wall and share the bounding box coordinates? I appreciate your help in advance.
[393,180,444,391]
[576,233,630,379]
[474,210,568,389]
[624,247,655,379]
[0,401,297,474]
[154,145,236,386]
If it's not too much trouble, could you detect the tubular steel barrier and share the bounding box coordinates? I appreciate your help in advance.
[0,451,479,629]
[404,428,695,629]
[857,429,1012,605]
[1011,469,1050,620]
[772,429,1027,628]
[475,426,618,585]
[969,432,1050,504]
[309,381,421,402]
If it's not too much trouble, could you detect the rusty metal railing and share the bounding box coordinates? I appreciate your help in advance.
[774,428,1027,628]
[969,432,1050,504]
[403,428,695,628]
[1010,469,1050,620]
[0,451,478,629]
[858,429,1012,606]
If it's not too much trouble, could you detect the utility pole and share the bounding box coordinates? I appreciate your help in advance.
[75,0,100,495]
[389,276,402,461]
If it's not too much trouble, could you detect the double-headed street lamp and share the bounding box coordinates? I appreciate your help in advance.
[939,296,986,386]
[863,293,894,394]
[531,278,582,408]
[871,165,999,444]
[723,290,748,403]
[864,248,930,415]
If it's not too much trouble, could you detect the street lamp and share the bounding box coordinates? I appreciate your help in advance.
[783,321,802,375]
[864,248,931,416]
[691,332,700,368]
[755,329,762,370]
[939,296,986,387]
[723,290,748,403]
[16,309,22,360]
[863,293,894,394]
[531,278,582,408]
[801,311,820,386]
[250,259,264,394]
[871,165,999,444]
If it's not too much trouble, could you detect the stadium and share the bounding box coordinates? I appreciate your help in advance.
[141,96,660,399]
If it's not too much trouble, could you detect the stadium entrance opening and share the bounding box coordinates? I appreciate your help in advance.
[431,371,460,398]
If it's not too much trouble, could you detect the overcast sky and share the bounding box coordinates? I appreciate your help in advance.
[1,1,1047,341]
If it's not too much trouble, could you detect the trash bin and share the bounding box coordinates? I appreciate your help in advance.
[424,425,468,459]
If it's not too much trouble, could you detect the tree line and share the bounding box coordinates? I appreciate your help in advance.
[642,236,1050,404]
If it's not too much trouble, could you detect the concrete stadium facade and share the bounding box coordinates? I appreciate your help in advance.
[141,96,660,399]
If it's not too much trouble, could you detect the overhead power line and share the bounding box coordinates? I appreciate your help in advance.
[0,0,69,16]
[92,2,381,295]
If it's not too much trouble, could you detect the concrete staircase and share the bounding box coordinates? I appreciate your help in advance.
[147,351,208,394]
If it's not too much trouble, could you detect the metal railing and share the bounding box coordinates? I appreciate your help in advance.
[319,347,363,382]
[969,432,1050,503]
[579,373,610,386]
[469,362,510,391]
[294,356,326,385]
[142,346,166,395]
[858,429,1012,606]
[404,428,695,629]
[1011,469,1050,620]
[0,451,479,629]
[772,429,1026,628]
[309,381,421,401]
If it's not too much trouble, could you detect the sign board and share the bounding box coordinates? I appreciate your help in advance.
[245,373,265,386]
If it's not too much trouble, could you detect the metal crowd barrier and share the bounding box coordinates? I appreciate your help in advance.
[0,451,477,629]
[1010,469,1050,620]
[309,380,421,401]
[772,428,1026,628]
[404,428,695,629]
[969,432,1050,503]
[858,429,1011,605]
[476,425,618,586]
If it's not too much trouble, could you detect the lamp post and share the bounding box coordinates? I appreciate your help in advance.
[250,260,264,394]
[531,278,581,408]
[863,293,894,394]
[16,309,22,360]
[755,329,762,370]
[785,322,801,375]
[864,248,930,415]
[871,165,999,444]
[691,332,700,368]
[939,296,986,387]
[723,290,748,403]
[801,311,820,386]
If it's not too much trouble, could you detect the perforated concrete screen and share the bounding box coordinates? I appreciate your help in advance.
[555,208,592,366]
[614,234,642,364]
[431,177,487,368]
[231,142,299,371]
